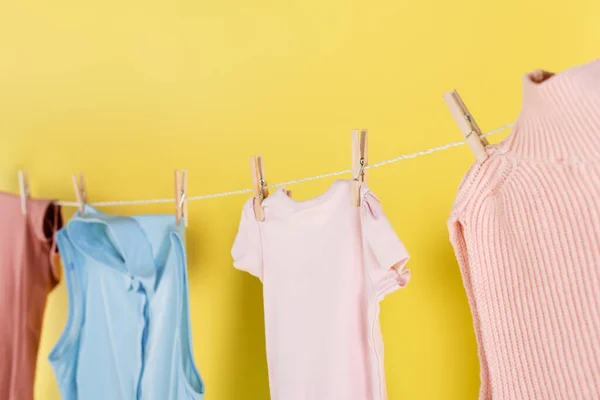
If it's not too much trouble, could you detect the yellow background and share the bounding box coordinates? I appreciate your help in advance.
[0,1,598,399]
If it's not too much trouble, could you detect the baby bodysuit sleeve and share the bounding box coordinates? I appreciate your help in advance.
[361,187,410,300]
[231,198,264,280]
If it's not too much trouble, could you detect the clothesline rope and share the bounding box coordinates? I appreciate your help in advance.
[55,122,514,208]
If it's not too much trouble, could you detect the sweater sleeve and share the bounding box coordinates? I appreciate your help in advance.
[448,215,491,400]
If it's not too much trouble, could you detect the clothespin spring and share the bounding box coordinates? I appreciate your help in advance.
[464,114,477,139]
[178,192,186,209]
[353,158,366,182]
[255,178,266,200]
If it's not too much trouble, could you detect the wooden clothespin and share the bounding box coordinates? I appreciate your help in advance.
[443,90,488,162]
[18,170,30,215]
[352,129,368,206]
[72,173,87,214]
[250,155,268,221]
[174,169,188,227]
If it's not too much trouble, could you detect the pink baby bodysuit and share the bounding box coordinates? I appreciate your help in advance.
[232,180,410,400]
[449,59,600,399]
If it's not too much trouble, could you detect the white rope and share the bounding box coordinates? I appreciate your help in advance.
[56,198,174,207]
[367,122,513,169]
[55,122,514,208]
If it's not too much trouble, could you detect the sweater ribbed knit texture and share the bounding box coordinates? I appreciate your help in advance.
[449,59,600,400]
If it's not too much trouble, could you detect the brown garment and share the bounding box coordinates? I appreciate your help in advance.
[0,192,62,400]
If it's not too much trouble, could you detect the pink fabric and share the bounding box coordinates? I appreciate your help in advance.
[0,192,62,400]
[449,59,600,399]
[232,180,409,400]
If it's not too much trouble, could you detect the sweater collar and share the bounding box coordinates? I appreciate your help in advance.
[501,58,600,163]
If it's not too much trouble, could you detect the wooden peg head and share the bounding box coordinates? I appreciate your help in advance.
[250,155,267,221]
[443,90,488,162]
[351,129,368,206]
[18,170,29,215]
[72,172,87,214]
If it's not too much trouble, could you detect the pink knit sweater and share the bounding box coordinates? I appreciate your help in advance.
[449,59,600,399]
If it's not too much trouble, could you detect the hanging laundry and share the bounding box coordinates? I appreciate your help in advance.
[232,180,410,400]
[49,207,204,400]
[448,59,600,399]
[0,192,62,400]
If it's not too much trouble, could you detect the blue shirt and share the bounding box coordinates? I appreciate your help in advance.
[49,207,204,400]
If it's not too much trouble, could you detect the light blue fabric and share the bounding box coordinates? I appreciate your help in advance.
[49,206,204,400]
